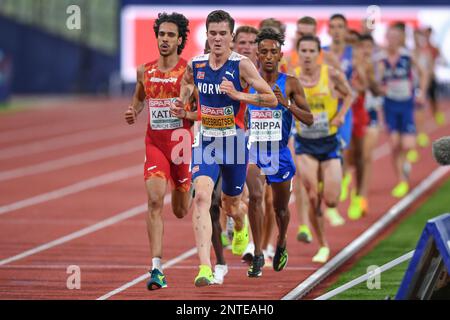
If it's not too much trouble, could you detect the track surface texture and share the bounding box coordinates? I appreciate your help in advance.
[0,97,448,300]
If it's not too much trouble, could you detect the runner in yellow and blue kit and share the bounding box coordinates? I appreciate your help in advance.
[294,35,353,264]
[171,10,277,286]
[245,28,313,278]
[322,13,355,225]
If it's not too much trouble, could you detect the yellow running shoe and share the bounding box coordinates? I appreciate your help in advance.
[348,193,363,221]
[296,224,313,243]
[391,181,409,198]
[340,173,352,202]
[406,149,419,163]
[312,247,330,263]
[325,208,345,226]
[417,133,430,148]
[435,111,446,126]
[231,216,249,255]
[194,265,214,287]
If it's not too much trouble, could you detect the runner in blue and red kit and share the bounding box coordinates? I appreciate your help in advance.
[377,23,427,198]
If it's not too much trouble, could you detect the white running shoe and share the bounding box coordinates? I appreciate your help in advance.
[213,264,228,285]
[241,242,255,264]
[265,244,275,259]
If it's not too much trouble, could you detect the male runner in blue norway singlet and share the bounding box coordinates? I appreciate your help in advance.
[171,10,277,287]
[378,24,427,198]
[245,28,313,278]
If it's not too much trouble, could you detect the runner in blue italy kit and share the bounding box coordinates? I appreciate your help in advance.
[245,28,313,277]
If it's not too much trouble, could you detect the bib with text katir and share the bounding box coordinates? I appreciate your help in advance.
[148,98,182,130]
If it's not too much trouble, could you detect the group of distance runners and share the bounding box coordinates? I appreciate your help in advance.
[124,10,444,289]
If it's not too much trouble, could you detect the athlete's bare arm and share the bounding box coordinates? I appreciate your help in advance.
[171,60,198,121]
[329,66,353,127]
[125,65,146,125]
[323,51,342,70]
[351,63,368,93]
[219,57,277,107]
[365,62,383,96]
[273,76,313,126]
[411,55,429,105]
[376,60,387,96]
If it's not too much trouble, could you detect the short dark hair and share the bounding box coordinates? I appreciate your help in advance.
[153,12,189,55]
[296,35,321,52]
[234,25,259,42]
[392,21,406,32]
[297,16,317,27]
[330,13,347,26]
[206,10,235,33]
[348,29,361,40]
[360,33,374,43]
[259,18,286,37]
[256,27,285,47]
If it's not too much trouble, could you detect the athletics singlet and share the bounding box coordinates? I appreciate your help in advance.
[294,64,341,161]
[142,58,192,191]
[190,52,249,196]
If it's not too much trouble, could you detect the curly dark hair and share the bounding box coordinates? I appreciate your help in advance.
[153,12,189,55]
[256,27,285,47]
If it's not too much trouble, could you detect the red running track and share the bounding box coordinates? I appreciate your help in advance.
[0,98,449,300]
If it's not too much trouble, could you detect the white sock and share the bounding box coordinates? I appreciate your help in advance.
[152,257,162,271]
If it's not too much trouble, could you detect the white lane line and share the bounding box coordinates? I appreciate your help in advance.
[0,116,115,144]
[0,201,159,267]
[96,247,198,301]
[0,125,140,160]
[282,166,450,300]
[0,139,142,182]
[0,165,141,216]
[92,120,428,300]
[1,107,447,298]
[0,264,317,271]
[0,194,169,267]
[315,250,415,300]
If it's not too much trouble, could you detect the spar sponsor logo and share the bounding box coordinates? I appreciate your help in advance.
[201,105,233,117]
[149,99,172,108]
[251,110,282,119]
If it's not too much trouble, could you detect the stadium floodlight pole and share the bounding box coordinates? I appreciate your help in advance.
[315,250,415,300]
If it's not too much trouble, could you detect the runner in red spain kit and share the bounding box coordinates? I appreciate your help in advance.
[124,12,192,291]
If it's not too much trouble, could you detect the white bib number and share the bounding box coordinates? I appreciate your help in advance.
[148,98,183,130]
[386,79,412,101]
[298,112,329,139]
[249,110,282,142]
[201,105,236,137]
